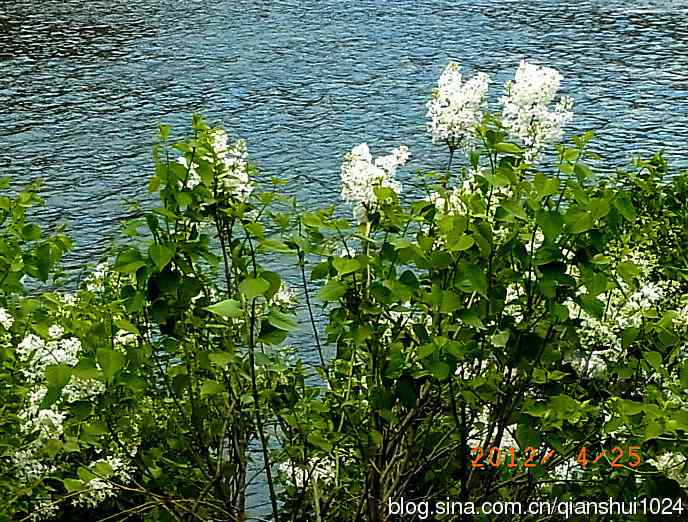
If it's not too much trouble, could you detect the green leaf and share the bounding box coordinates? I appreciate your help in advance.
[149,244,174,271]
[62,478,84,493]
[113,248,145,274]
[534,173,561,198]
[613,194,636,222]
[533,368,547,384]
[574,163,593,179]
[77,467,96,483]
[564,207,593,234]
[200,380,225,397]
[548,370,568,381]
[536,210,564,239]
[93,461,114,477]
[617,262,640,283]
[644,351,663,373]
[448,235,474,252]
[440,291,461,313]
[209,352,234,368]
[114,318,139,335]
[174,191,192,209]
[457,264,488,297]
[579,294,604,319]
[22,224,41,241]
[318,280,346,301]
[260,239,293,253]
[206,299,243,318]
[501,200,528,221]
[239,277,270,300]
[428,361,450,381]
[45,365,72,389]
[516,420,541,448]
[495,142,522,154]
[267,310,299,332]
[307,432,333,452]
[622,327,640,349]
[490,330,510,347]
[618,399,645,416]
[332,257,361,275]
[589,198,610,220]
[96,348,125,380]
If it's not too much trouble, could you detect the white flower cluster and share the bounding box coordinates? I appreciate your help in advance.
[16,333,81,383]
[174,128,253,202]
[426,62,490,148]
[176,156,201,189]
[12,446,57,483]
[279,457,336,489]
[647,452,688,488]
[503,283,525,323]
[209,128,253,202]
[467,407,519,450]
[569,350,608,379]
[340,143,409,224]
[62,376,106,403]
[0,307,13,330]
[85,262,109,293]
[113,329,137,352]
[429,185,467,217]
[271,282,298,309]
[524,229,545,254]
[568,249,685,378]
[501,60,573,162]
[11,325,109,512]
[72,454,135,509]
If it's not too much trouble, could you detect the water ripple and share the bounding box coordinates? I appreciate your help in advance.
[2,0,688,267]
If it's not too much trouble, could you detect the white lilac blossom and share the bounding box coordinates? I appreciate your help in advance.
[48,325,64,339]
[176,157,202,189]
[279,458,336,489]
[210,128,229,159]
[12,447,57,483]
[60,293,77,307]
[0,307,13,330]
[11,319,113,517]
[208,129,253,202]
[271,283,298,308]
[648,452,688,488]
[340,143,409,224]
[114,329,137,351]
[72,454,135,509]
[524,229,545,254]
[174,128,253,201]
[33,409,67,437]
[85,262,109,292]
[62,376,106,403]
[219,139,253,201]
[501,60,573,162]
[568,247,686,378]
[426,62,490,148]
[503,283,524,323]
[16,334,81,383]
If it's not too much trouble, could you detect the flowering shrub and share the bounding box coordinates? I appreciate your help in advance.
[2,61,688,521]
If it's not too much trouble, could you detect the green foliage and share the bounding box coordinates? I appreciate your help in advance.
[2,108,688,522]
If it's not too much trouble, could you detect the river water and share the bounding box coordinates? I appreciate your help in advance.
[3,0,688,268]
[3,0,688,514]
